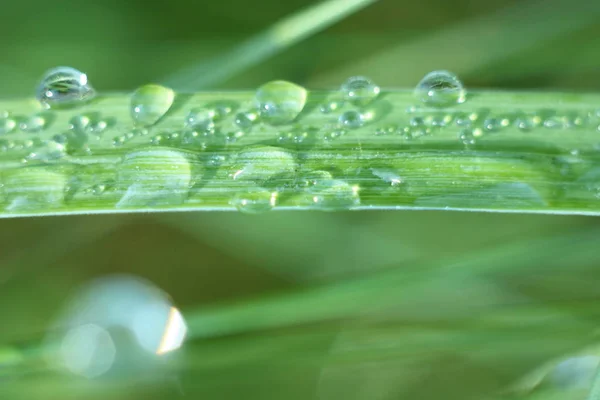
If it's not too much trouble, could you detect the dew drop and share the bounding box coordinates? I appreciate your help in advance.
[230,188,277,214]
[339,110,364,129]
[458,128,476,145]
[89,120,108,134]
[298,170,333,188]
[116,148,197,207]
[323,128,346,142]
[482,118,504,132]
[4,168,67,211]
[25,138,67,162]
[370,167,403,186]
[320,99,343,114]
[255,80,307,125]
[69,115,91,131]
[229,146,296,183]
[309,179,360,210]
[415,70,466,108]
[234,111,259,131]
[130,84,175,127]
[185,108,217,132]
[36,67,95,108]
[0,116,16,134]
[340,76,380,106]
[20,114,47,132]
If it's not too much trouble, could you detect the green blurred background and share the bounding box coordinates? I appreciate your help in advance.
[1,0,600,399]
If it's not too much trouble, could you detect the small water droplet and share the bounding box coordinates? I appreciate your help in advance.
[425,113,453,127]
[26,138,67,162]
[69,114,91,131]
[230,188,277,214]
[185,107,217,132]
[255,80,307,125]
[339,110,364,129]
[482,118,506,132]
[116,148,197,207]
[0,116,17,134]
[543,115,568,129]
[340,76,380,106]
[298,170,333,188]
[234,111,259,131]
[130,84,175,127]
[89,120,108,134]
[320,99,343,114]
[323,128,346,142]
[370,168,403,186]
[410,117,425,127]
[20,114,47,132]
[309,179,360,210]
[458,128,476,145]
[515,114,541,131]
[415,70,466,108]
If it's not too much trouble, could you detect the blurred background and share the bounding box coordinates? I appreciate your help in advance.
[1,0,600,399]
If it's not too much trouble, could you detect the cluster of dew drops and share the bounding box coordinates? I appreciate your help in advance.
[2,66,600,213]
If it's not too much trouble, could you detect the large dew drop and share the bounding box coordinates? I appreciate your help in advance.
[116,148,197,207]
[340,76,380,106]
[3,168,67,211]
[130,84,175,127]
[230,146,297,183]
[309,179,360,211]
[255,80,307,125]
[415,70,466,108]
[36,66,95,108]
[230,188,277,214]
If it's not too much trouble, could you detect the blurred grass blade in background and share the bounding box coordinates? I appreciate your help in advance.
[164,0,379,90]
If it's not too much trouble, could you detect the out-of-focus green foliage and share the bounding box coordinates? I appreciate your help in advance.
[1,0,600,399]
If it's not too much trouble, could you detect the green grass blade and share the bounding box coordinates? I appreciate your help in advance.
[164,0,379,89]
[0,89,600,218]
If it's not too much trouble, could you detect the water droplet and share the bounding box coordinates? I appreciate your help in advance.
[255,80,307,125]
[130,84,175,127]
[515,114,541,131]
[4,168,67,211]
[458,128,476,145]
[370,168,403,186]
[340,76,380,106]
[415,70,466,108]
[234,111,259,131]
[298,170,333,188]
[116,148,197,207]
[185,107,217,132]
[410,117,425,127]
[26,138,67,162]
[323,128,346,142]
[425,113,453,127]
[482,117,508,132]
[230,188,277,214]
[339,110,364,129]
[0,116,16,134]
[309,179,360,210]
[89,120,108,134]
[320,99,343,114]
[230,146,296,183]
[36,66,95,108]
[19,114,46,132]
[70,115,91,131]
